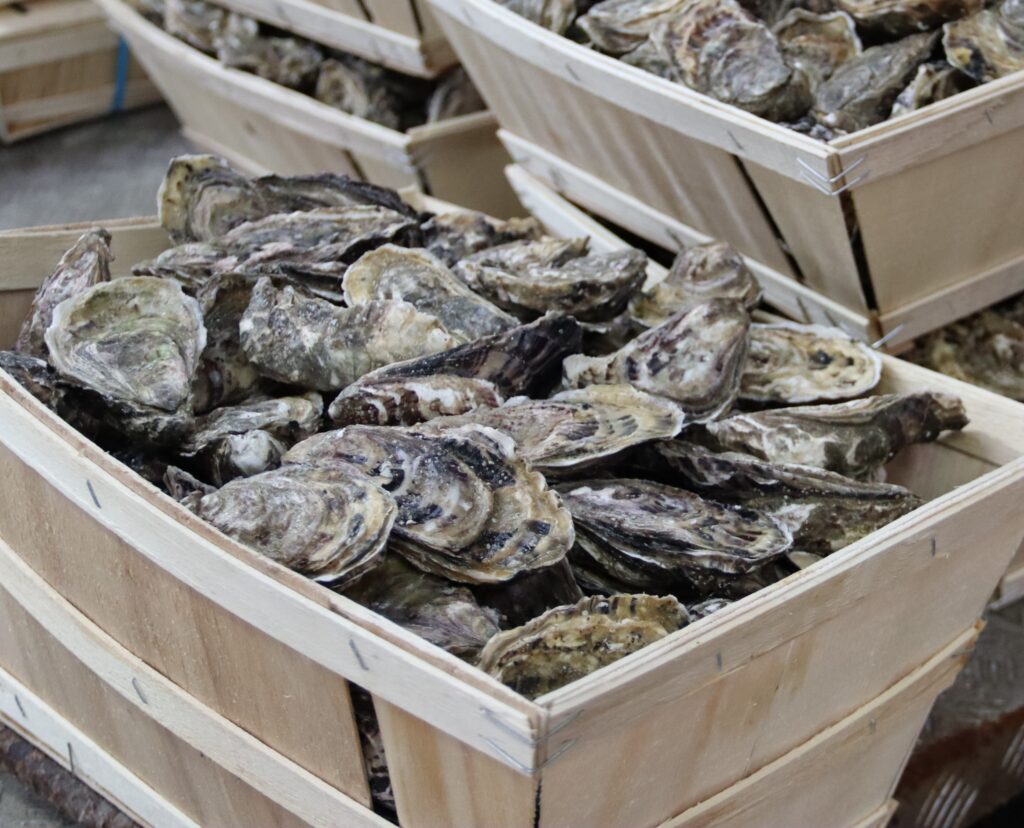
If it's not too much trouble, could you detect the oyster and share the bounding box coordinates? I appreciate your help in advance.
[426,67,487,122]
[16,230,111,358]
[343,245,516,340]
[774,10,862,90]
[650,441,922,553]
[478,594,690,698]
[0,351,68,411]
[195,429,287,485]
[813,31,939,132]
[182,394,322,455]
[630,241,761,327]
[621,37,676,78]
[703,391,968,477]
[689,597,732,618]
[216,16,323,89]
[835,0,982,37]
[457,236,590,276]
[314,57,403,129]
[164,0,226,54]
[283,424,574,584]
[239,279,459,391]
[576,0,688,55]
[421,212,543,266]
[563,299,750,422]
[473,558,584,628]
[944,0,1024,83]
[741,322,882,404]
[456,249,647,322]
[197,464,395,585]
[652,0,813,121]
[163,465,216,505]
[328,375,505,426]
[496,0,578,33]
[890,61,973,117]
[562,479,792,592]
[44,277,206,412]
[343,556,500,659]
[420,384,684,472]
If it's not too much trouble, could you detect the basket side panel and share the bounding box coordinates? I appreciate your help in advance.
[0,289,34,348]
[362,0,420,36]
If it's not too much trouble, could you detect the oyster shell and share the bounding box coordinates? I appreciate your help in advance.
[689,597,732,618]
[652,0,813,121]
[630,241,761,327]
[496,0,578,33]
[774,10,862,90]
[620,37,676,78]
[44,277,206,413]
[703,391,969,477]
[741,322,882,404]
[343,245,516,340]
[163,465,216,504]
[343,556,500,659]
[421,211,543,266]
[456,249,647,322]
[943,0,1024,83]
[576,0,688,55]
[813,31,939,132]
[283,424,574,584]
[182,393,322,455]
[197,464,395,585]
[563,299,750,422]
[478,594,690,698]
[420,384,684,472]
[835,0,982,37]
[239,278,459,391]
[890,61,973,117]
[217,16,323,89]
[426,67,487,122]
[0,351,67,411]
[16,230,111,358]
[328,375,505,426]
[473,558,584,628]
[314,57,402,129]
[196,429,287,485]
[164,0,226,54]
[457,236,590,276]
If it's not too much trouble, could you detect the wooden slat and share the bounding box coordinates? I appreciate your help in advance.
[362,0,420,36]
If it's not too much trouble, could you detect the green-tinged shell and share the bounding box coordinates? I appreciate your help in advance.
[420,212,543,267]
[943,0,1024,83]
[577,0,688,55]
[328,374,505,426]
[478,594,690,698]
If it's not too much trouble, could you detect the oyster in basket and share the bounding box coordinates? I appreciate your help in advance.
[164,465,216,506]
[563,299,750,422]
[496,0,578,33]
[197,464,395,585]
[183,394,322,456]
[651,0,813,121]
[16,230,112,358]
[421,212,543,266]
[630,241,761,327]
[649,441,922,553]
[194,430,288,485]
[890,61,973,117]
[45,277,206,413]
[741,322,882,404]
[703,391,968,477]
[943,0,1024,83]
[478,594,690,698]
[314,57,403,129]
[835,0,982,37]
[164,0,227,55]
[474,558,584,628]
[621,37,676,78]
[329,375,505,426]
[562,479,793,593]
[343,245,516,340]
[239,278,459,391]
[773,10,862,90]
[457,237,590,276]
[426,67,487,122]
[813,31,939,132]
[576,0,688,55]
[216,15,323,89]
[0,351,69,412]
[283,424,574,584]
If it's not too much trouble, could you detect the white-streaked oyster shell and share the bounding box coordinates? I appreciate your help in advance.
[421,212,543,267]
[836,0,983,37]
[943,0,1024,82]
[890,61,973,116]
[774,10,862,90]
[577,0,688,55]
[183,393,322,455]
[328,375,505,426]
[198,429,288,486]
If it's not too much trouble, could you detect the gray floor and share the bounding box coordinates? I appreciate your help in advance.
[0,771,75,827]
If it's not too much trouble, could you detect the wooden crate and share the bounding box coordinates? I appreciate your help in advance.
[0,0,160,143]
[2,206,1024,827]
[93,0,519,218]
[428,0,1024,350]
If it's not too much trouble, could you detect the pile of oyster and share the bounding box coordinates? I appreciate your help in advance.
[499,0,1024,136]
[128,0,484,128]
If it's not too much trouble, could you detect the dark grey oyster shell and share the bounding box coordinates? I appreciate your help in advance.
[328,375,505,426]
[813,31,939,132]
[688,597,733,618]
[350,690,394,819]
[282,424,574,584]
[426,67,487,122]
[473,558,584,629]
[630,241,761,328]
[652,0,813,121]
[836,0,982,37]
[563,299,750,423]
[774,9,862,90]
[890,61,974,117]
[576,0,688,55]
[0,350,69,412]
[44,277,206,413]
[943,0,1024,83]
[194,430,287,486]
[314,57,403,129]
[620,37,676,78]
[478,594,690,698]
[217,18,323,89]
[239,278,458,391]
[182,393,322,455]
[163,465,216,510]
[343,245,516,341]
[741,322,882,404]
[16,230,111,358]
[421,211,543,267]
[703,391,969,477]
[197,464,396,586]
[739,0,840,27]
[457,236,589,274]
[496,0,578,33]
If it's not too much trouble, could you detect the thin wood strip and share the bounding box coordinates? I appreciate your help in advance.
[3,78,159,121]
[0,0,103,39]
[0,24,116,72]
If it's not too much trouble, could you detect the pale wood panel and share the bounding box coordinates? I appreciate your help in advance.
[375,699,538,828]
[362,0,420,36]
[0,289,33,348]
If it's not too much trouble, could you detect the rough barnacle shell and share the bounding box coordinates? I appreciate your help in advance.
[741,322,882,404]
[813,31,939,132]
[478,594,690,698]
[16,230,111,358]
[426,67,487,122]
[183,393,322,455]
[283,424,574,584]
[419,384,684,472]
[943,0,1024,83]
[630,241,761,327]
[703,391,969,477]
[343,245,516,340]
[44,277,206,412]
[649,441,922,553]
[328,374,505,426]
[457,249,648,322]
[197,463,396,586]
[889,61,973,117]
[314,56,403,129]
[773,10,862,90]
[563,299,751,423]
[495,0,578,33]
[239,278,459,391]
[420,211,543,266]
[576,0,688,55]
[652,0,813,121]
[835,0,982,37]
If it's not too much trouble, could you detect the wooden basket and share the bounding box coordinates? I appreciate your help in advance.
[2,206,1023,827]
[0,0,160,143]
[94,0,520,217]
[428,0,1024,350]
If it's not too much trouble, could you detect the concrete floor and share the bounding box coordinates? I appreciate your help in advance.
[0,773,75,828]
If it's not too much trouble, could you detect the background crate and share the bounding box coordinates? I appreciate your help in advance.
[428,0,1024,350]
[0,0,160,143]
